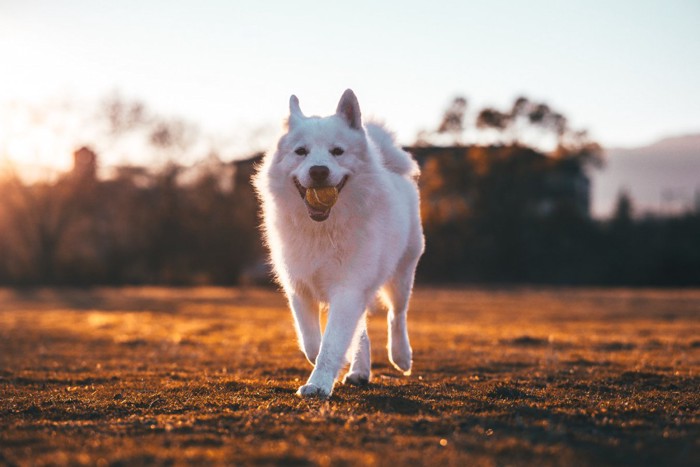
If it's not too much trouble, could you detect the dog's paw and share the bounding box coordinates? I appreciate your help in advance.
[343,371,370,386]
[389,344,413,375]
[296,383,331,399]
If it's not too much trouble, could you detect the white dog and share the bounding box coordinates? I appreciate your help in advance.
[254,89,424,398]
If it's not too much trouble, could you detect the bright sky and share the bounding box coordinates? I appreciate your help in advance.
[1,0,699,170]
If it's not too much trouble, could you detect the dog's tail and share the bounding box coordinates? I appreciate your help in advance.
[366,123,420,178]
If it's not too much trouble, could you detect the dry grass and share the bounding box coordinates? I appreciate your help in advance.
[1,286,699,466]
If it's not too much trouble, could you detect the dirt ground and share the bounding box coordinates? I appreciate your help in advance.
[0,286,699,466]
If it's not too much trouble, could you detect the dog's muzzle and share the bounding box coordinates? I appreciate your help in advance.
[293,176,348,222]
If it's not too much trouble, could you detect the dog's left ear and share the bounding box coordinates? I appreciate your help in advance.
[336,89,362,130]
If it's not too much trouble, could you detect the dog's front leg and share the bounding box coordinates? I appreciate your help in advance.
[290,293,321,365]
[297,290,366,399]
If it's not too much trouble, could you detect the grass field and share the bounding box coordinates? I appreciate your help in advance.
[1,286,699,466]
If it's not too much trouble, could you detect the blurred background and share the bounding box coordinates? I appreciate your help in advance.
[1,0,698,286]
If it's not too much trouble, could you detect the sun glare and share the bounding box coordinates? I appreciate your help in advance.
[0,104,76,179]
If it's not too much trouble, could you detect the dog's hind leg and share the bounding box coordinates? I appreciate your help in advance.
[290,292,321,366]
[343,316,371,385]
[386,254,420,375]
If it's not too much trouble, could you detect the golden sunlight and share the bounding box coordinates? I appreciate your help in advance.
[0,105,75,177]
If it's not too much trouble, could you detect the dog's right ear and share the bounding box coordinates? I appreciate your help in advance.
[288,95,305,129]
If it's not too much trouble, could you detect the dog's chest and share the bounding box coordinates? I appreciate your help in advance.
[283,223,357,299]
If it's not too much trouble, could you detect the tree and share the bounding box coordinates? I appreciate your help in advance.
[612,190,634,226]
[0,164,96,283]
[99,93,203,167]
[475,108,510,132]
[424,94,591,155]
[437,97,468,144]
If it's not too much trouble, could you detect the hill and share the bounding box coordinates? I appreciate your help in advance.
[594,134,700,217]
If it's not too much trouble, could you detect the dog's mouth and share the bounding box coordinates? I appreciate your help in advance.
[293,176,348,222]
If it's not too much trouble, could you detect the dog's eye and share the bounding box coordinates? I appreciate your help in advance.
[330,147,344,156]
[294,147,308,156]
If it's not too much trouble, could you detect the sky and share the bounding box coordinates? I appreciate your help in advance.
[1,0,699,170]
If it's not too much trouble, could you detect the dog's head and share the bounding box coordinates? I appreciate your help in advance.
[267,89,371,222]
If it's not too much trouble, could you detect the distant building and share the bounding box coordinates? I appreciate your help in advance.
[70,146,97,182]
[405,145,591,218]
[232,153,263,195]
[231,145,591,223]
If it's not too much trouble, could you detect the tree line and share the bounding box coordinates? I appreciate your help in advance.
[0,95,698,286]
[0,152,262,285]
[413,143,700,286]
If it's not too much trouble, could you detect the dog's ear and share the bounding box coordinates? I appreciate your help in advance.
[336,89,362,130]
[288,95,305,129]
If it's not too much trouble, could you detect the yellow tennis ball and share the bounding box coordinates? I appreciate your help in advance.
[305,186,339,209]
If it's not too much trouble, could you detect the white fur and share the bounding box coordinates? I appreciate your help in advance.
[253,89,424,398]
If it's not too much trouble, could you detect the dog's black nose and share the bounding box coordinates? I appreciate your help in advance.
[309,165,330,183]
